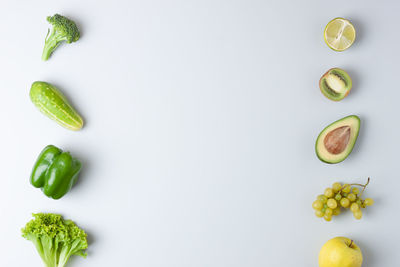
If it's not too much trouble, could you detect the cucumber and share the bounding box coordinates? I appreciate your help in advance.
[30,81,83,131]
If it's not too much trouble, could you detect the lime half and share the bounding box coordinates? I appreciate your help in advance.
[324,18,356,51]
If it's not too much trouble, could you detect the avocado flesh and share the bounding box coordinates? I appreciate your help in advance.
[319,68,352,101]
[316,115,360,164]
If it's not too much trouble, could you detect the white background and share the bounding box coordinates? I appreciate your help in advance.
[0,0,398,266]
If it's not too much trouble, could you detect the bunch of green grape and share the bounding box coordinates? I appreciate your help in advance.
[312,178,374,221]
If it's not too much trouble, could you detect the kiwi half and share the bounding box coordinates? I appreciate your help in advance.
[319,68,352,101]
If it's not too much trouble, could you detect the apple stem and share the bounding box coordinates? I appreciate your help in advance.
[349,240,353,248]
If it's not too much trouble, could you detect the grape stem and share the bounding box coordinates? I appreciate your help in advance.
[359,177,370,198]
[340,177,370,197]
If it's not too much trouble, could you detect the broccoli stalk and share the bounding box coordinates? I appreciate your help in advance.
[22,213,88,267]
[42,14,80,61]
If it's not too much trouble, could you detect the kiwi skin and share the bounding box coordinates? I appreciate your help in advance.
[319,68,352,101]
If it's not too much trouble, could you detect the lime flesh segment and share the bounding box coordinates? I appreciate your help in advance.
[324,18,356,51]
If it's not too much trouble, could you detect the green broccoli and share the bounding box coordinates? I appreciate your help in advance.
[42,14,80,61]
[22,213,88,267]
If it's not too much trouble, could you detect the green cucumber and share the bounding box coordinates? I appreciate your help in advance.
[30,81,83,131]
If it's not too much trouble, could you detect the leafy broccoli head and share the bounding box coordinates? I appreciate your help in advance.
[22,213,88,267]
[42,14,80,61]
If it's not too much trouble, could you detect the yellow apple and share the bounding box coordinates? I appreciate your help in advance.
[319,237,363,267]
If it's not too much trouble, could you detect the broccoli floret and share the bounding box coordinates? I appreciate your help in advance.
[22,213,88,267]
[42,14,80,61]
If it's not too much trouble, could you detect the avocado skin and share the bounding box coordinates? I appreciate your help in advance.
[315,115,360,164]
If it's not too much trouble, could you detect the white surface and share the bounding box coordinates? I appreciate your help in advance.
[0,0,398,266]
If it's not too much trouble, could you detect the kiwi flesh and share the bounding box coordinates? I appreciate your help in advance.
[319,68,352,101]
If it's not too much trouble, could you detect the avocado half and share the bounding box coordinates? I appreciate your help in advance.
[315,115,360,164]
[319,68,352,101]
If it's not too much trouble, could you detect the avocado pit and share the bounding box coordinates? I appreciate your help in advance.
[324,126,351,154]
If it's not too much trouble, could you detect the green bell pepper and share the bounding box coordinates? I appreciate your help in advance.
[31,145,82,199]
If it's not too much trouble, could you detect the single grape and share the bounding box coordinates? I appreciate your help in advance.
[356,199,362,206]
[342,192,348,197]
[353,210,362,220]
[327,198,338,209]
[317,195,328,203]
[324,188,334,198]
[333,207,341,215]
[325,208,333,216]
[347,193,356,202]
[352,187,360,195]
[350,202,360,212]
[332,182,342,192]
[313,200,323,210]
[335,193,342,201]
[321,207,326,213]
[315,210,324,218]
[340,198,350,208]
[342,184,351,193]
[324,214,332,221]
[364,198,374,206]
